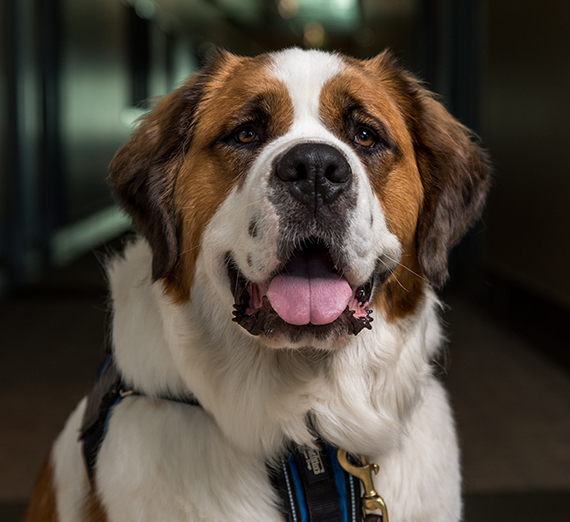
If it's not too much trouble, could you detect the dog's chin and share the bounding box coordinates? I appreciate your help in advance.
[246,312,369,350]
[228,240,376,349]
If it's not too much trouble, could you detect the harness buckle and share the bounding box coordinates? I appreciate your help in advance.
[337,449,389,522]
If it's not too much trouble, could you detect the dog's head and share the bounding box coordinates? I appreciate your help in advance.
[109,49,490,348]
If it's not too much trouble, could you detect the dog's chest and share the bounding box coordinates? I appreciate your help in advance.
[94,397,282,521]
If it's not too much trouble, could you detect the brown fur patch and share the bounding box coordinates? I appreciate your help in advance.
[24,457,109,522]
[165,55,294,302]
[24,458,58,522]
[85,488,109,522]
[319,52,490,319]
[365,52,491,289]
[319,62,425,319]
[109,50,294,303]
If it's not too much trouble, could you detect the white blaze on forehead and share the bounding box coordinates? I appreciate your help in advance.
[269,48,345,127]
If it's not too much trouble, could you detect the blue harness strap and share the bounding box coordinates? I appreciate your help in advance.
[269,441,363,522]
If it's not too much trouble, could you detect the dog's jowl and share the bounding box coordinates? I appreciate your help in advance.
[25,48,490,522]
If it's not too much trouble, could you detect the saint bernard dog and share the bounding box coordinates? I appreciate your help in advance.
[25,48,490,522]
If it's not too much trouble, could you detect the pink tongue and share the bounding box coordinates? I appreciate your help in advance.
[266,252,352,325]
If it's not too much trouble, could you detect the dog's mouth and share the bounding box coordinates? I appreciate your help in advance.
[229,239,373,339]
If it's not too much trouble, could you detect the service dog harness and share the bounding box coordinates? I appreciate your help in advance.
[80,357,389,522]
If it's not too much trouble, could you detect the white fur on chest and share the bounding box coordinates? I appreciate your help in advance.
[111,241,440,455]
[69,239,460,521]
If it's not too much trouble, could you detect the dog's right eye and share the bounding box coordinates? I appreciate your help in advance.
[235,125,258,144]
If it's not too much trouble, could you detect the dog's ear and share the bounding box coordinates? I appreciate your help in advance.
[108,52,231,281]
[371,52,491,288]
[108,84,200,280]
[412,93,491,288]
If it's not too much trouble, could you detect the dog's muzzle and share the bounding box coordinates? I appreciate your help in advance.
[227,142,386,342]
[229,239,374,340]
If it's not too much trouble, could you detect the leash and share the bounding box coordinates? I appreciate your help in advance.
[79,356,389,521]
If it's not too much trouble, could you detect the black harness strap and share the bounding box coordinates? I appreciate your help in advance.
[269,442,363,522]
[80,356,368,522]
[79,356,123,481]
[79,356,200,481]
[294,445,342,521]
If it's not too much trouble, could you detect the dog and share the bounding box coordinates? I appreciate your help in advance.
[25,48,490,522]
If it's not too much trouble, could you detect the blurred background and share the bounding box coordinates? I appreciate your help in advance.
[0,0,569,521]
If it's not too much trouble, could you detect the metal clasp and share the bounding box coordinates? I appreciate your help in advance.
[337,449,389,522]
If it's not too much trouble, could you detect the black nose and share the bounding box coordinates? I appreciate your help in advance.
[275,143,352,209]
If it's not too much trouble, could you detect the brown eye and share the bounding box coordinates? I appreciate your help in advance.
[354,127,376,147]
[235,125,258,144]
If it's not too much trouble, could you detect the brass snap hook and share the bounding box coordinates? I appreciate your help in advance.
[337,449,389,521]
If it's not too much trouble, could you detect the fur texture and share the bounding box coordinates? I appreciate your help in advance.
[26,48,490,522]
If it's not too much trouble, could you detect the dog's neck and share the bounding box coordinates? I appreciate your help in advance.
[109,239,442,458]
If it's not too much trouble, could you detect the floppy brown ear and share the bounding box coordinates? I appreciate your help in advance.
[108,54,224,281]
[109,94,187,280]
[413,93,491,287]
[377,54,491,287]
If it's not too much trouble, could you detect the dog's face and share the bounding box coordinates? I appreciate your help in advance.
[109,49,490,349]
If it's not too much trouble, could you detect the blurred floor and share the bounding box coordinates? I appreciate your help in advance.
[0,243,569,521]
[0,247,111,520]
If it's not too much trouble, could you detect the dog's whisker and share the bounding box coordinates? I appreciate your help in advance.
[177,244,202,256]
[393,274,410,292]
[383,253,430,284]
[378,257,410,293]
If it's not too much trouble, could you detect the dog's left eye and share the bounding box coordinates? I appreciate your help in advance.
[235,125,259,144]
[354,126,376,148]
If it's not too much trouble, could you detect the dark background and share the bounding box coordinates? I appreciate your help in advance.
[0,1,569,520]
